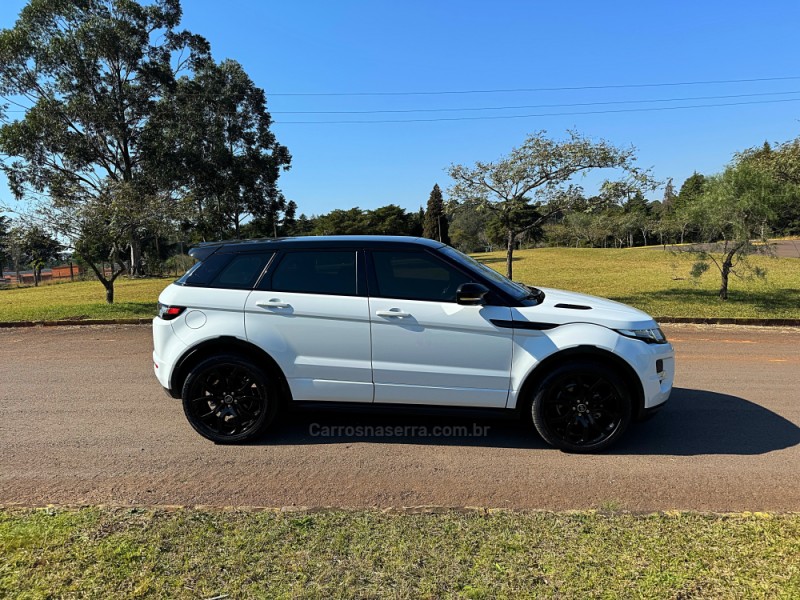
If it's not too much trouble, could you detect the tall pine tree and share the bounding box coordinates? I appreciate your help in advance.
[423,184,450,244]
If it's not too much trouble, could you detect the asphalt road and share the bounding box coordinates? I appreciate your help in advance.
[1,324,798,511]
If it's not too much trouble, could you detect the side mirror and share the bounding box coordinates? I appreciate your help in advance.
[456,282,489,306]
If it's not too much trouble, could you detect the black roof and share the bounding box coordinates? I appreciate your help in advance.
[189,235,445,259]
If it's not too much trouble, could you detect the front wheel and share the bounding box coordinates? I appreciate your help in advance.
[530,361,632,453]
[181,355,277,444]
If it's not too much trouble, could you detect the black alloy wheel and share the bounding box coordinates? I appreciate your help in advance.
[531,361,632,453]
[181,355,277,443]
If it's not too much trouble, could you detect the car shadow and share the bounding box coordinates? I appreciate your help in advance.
[612,388,800,456]
[259,388,800,456]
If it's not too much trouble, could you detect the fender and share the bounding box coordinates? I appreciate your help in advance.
[170,336,291,403]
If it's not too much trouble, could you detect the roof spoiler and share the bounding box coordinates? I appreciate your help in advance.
[188,245,221,262]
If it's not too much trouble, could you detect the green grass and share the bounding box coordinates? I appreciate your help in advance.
[1,508,798,598]
[1,246,799,322]
[475,247,800,319]
[0,277,171,322]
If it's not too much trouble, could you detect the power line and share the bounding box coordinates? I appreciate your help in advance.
[273,90,800,114]
[269,75,800,97]
[275,97,800,124]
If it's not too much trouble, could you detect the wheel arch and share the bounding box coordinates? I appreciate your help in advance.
[514,345,646,419]
[170,336,292,404]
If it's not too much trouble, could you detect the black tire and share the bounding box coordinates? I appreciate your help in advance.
[530,360,632,453]
[181,354,278,444]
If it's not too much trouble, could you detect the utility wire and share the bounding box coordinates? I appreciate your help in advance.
[273,89,800,114]
[270,75,800,96]
[275,97,800,124]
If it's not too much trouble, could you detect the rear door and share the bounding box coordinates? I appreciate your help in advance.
[367,249,513,407]
[245,249,373,403]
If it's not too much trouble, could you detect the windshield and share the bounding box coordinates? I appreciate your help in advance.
[440,246,535,301]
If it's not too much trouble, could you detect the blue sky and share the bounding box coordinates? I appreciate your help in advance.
[3,0,800,216]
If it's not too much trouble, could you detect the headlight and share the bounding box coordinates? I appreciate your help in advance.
[615,327,668,344]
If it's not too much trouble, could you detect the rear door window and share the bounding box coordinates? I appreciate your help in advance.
[269,251,357,296]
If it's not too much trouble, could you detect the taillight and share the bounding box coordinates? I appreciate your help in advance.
[158,303,186,321]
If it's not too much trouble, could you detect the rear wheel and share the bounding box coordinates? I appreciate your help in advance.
[530,361,632,453]
[181,354,277,443]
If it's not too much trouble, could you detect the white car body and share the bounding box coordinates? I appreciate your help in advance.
[153,236,674,451]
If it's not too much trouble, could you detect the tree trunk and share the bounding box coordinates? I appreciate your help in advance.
[718,246,742,301]
[129,237,142,277]
[105,281,114,304]
[506,229,515,279]
[719,262,730,300]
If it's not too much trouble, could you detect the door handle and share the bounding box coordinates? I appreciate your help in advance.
[256,299,291,309]
[376,309,411,318]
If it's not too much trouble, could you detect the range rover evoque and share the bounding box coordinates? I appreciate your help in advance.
[153,236,674,452]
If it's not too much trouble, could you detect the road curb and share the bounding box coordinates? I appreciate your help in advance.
[1,316,799,328]
[655,317,800,327]
[0,318,152,328]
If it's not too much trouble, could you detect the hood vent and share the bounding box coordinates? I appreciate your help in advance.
[554,303,592,310]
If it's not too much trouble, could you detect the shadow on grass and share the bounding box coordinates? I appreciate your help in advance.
[610,287,800,314]
[474,256,521,265]
[259,388,799,456]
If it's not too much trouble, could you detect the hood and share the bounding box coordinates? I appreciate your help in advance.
[515,286,657,330]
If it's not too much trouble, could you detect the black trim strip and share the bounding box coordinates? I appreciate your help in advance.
[554,303,592,310]
[490,319,559,331]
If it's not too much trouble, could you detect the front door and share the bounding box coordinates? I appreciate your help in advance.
[368,250,513,407]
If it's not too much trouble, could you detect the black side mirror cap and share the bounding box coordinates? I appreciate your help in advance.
[456,282,490,306]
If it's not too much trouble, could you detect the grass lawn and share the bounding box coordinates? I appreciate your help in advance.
[475,246,800,319]
[1,507,798,598]
[0,277,171,322]
[1,247,798,322]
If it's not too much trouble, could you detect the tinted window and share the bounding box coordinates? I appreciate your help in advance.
[176,253,232,287]
[371,251,472,302]
[212,253,273,289]
[177,252,272,289]
[270,251,357,296]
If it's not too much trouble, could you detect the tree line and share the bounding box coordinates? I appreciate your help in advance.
[1,1,798,304]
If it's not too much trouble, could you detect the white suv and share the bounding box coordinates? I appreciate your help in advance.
[153,236,674,452]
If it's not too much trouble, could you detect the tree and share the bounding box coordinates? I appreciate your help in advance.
[148,58,291,240]
[662,178,677,212]
[311,205,420,236]
[422,184,450,244]
[0,215,9,277]
[21,225,61,285]
[448,206,494,252]
[448,130,648,278]
[0,0,210,301]
[686,162,782,300]
[739,139,800,235]
[671,172,706,244]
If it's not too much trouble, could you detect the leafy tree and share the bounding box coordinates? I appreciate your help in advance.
[21,225,61,285]
[686,163,783,300]
[669,172,707,244]
[422,184,450,244]
[739,139,800,234]
[448,130,648,278]
[312,205,419,236]
[0,215,9,277]
[662,178,677,212]
[0,0,210,301]
[148,58,291,240]
[448,207,494,253]
[3,223,61,285]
